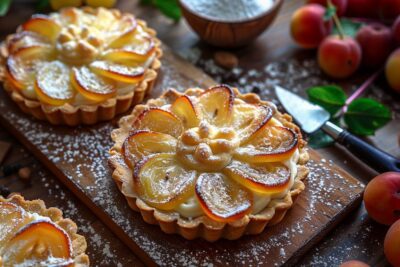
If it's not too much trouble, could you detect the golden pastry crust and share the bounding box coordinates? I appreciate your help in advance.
[109,86,309,241]
[0,7,162,126]
[0,194,89,266]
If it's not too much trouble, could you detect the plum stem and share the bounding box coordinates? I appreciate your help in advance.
[327,0,345,39]
[338,69,382,116]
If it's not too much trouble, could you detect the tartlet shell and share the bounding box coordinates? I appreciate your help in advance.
[109,87,310,241]
[0,13,162,126]
[0,194,89,266]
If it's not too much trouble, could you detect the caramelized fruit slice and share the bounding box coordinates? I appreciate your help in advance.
[198,85,234,126]
[12,45,53,61]
[22,15,61,41]
[224,160,291,194]
[133,153,197,210]
[90,60,145,83]
[170,95,200,128]
[232,104,273,143]
[107,15,138,48]
[35,61,74,106]
[195,173,252,222]
[7,32,51,54]
[235,126,298,163]
[90,7,117,31]
[71,66,116,102]
[1,220,73,266]
[133,108,184,138]
[0,202,32,247]
[105,33,155,63]
[6,45,54,91]
[122,130,177,168]
[59,7,79,24]
[5,56,36,91]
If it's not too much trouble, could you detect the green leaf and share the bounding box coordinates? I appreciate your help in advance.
[36,0,49,11]
[323,5,336,21]
[307,85,347,116]
[333,18,364,37]
[154,0,181,21]
[0,0,11,16]
[308,129,335,149]
[344,98,392,136]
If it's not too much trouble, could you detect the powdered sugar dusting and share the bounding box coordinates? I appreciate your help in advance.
[0,55,365,266]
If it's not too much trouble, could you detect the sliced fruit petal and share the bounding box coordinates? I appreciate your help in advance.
[237,124,297,162]
[1,220,73,266]
[5,45,54,91]
[235,126,298,163]
[71,66,116,102]
[122,130,177,168]
[90,60,145,83]
[59,7,80,24]
[7,32,51,54]
[35,61,74,106]
[5,56,36,91]
[234,124,298,163]
[198,85,234,126]
[133,108,184,138]
[224,160,291,194]
[195,172,252,223]
[107,15,138,48]
[232,104,273,144]
[170,95,200,128]
[0,202,32,247]
[91,7,117,31]
[102,49,152,64]
[22,15,61,41]
[12,45,54,61]
[133,153,197,210]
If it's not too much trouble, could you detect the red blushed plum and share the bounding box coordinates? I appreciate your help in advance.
[307,0,348,16]
[378,0,400,23]
[364,172,400,225]
[318,35,361,78]
[384,219,400,267]
[346,0,376,17]
[339,260,370,267]
[290,4,332,49]
[392,15,400,46]
[385,48,400,93]
[356,23,393,68]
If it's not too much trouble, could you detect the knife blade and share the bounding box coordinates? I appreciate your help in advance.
[275,85,330,134]
[274,85,400,173]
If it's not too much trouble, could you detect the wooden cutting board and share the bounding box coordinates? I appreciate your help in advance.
[0,45,364,266]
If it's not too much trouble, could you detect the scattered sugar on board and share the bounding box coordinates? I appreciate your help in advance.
[14,163,131,266]
[179,47,400,117]
[0,54,367,266]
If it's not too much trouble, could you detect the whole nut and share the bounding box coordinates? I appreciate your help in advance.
[214,51,239,69]
[18,167,31,181]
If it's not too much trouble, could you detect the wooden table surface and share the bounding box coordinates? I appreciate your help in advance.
[0,0,398,266]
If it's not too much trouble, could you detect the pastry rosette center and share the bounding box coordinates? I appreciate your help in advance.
[122,85,300,222]
[177,121,240,171]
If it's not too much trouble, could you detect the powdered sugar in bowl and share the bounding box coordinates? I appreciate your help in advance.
[179,0,283,47]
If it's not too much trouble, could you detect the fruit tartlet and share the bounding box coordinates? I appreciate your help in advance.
[109,85,309,241]
[0,7,161,126]
[0,194,89,266]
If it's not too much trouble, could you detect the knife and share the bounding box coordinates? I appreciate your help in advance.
[275,85,400,173]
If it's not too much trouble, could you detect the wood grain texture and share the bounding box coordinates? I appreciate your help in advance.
[0,41,364,265]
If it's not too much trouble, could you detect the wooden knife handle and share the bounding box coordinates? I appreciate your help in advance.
[337,130,400,173]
